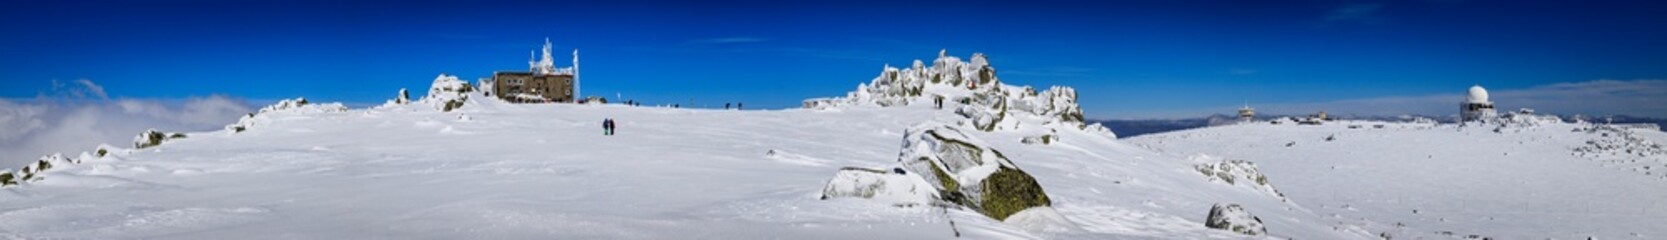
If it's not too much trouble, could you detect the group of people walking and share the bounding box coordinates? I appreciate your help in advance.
[602,118,617,136]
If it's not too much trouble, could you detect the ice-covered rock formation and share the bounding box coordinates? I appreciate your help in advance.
[419,74,473,112]
[805,50,1097,134]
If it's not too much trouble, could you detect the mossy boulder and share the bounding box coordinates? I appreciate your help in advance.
[899,124,1051,220]
[980,166,1052,220]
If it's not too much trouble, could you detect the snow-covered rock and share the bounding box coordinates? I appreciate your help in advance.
[1019,134,1056,145]
[390,88,411,105]
[133,129,182,149]
[1191,155,1287,201]
[0,170,14,186]
[1129,120,1667,239]
[419,74,473,112]
[1204,203,1266,236]
[898,123,1051,221]
[807,50,1100,132]
[227,97,348,133]
[818,167,938,207]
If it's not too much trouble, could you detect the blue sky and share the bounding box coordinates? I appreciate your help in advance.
[3,0,1666,119]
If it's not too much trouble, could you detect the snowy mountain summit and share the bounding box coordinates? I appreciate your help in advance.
[13,50,1656,239]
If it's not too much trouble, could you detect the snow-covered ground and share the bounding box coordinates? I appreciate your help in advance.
[10,50,1658,239]
[2,91,1386,239]
[1127,121,1667,239]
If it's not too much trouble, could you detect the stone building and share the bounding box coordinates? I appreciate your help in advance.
[493,39,579,103]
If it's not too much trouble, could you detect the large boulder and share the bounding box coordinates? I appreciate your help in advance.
[819,167,938,207]
[1205,203,1267,236]
[899,124,1051,220]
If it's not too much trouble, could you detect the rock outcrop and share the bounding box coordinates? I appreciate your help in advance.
[820,124,1055,221]
[391,88,411,105]
[419,74,473,112]
[1205,203,1267,236]
[225,97,348,133]
[133,129,186,149]
[898,124,1052,220]
[804,50,1103,135]
[1192,155,1287,201]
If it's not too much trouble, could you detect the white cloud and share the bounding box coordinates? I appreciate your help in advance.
[0,80,254,168]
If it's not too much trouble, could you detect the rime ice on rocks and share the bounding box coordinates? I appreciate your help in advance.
[806,50,1105,136]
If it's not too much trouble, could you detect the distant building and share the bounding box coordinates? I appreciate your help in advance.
[493,39,579,103]
[1460,85,1497,121]
[1237,104,1255,123]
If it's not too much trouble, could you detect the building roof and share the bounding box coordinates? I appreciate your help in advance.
[1466,85,1490,103]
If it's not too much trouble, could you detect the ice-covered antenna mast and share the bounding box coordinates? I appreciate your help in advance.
[573,49,580,100]
[533,38,557,75]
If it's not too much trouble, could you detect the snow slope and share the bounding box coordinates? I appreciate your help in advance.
[1127,121,1667,239]
[0,52,1391,239]
[2,94,1384,239]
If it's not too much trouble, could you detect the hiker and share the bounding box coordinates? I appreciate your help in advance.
[736,102,743,110]
[603,118,615,136]
[725,103,731,109]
